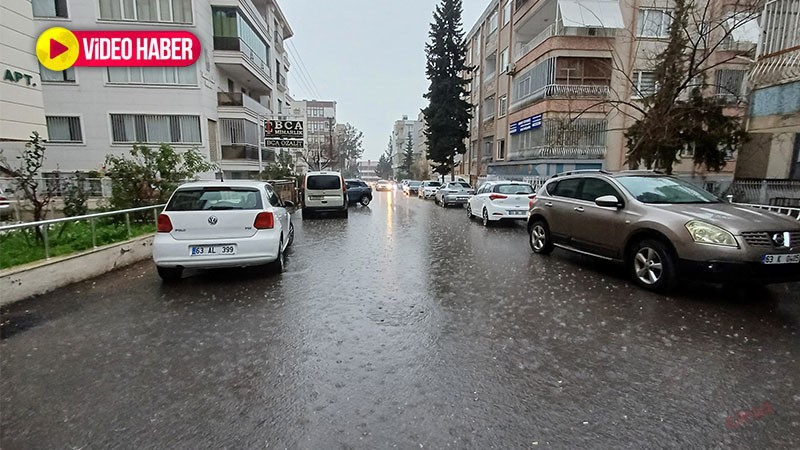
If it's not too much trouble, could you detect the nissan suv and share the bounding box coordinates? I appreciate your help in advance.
[527,171,800,291]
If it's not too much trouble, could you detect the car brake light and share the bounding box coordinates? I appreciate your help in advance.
[341,176,346,193]
[489,194,508,201]
[157,214,173,233]
[254,211,274,229]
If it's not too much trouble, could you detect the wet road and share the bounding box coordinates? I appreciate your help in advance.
[2,190,800,449]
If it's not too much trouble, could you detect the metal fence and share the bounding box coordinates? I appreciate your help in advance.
[723,179,800,204]
[734,203,800,220]
[0,204,164,260]
[1,177,112,198]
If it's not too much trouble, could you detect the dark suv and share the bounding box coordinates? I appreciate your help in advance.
[345,179,373,206]
[527,170,800,291]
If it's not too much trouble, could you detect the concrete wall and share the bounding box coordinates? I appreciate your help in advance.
[0,235,154,307]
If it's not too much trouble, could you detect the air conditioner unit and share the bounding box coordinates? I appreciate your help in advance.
[586,28,599,36]
[506,63,516,74]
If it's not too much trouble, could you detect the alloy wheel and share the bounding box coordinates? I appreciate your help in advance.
[530,224,547,251]
[634,247,663,285]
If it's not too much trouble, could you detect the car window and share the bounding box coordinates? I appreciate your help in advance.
[167,188,263,211]
[428,181,441,187]
[409,181,422,187]
[550,179,581,199]
[265,186,282,207]
[307,175,341,190]
[496,184,534,195]
[616,176,720,204]
[578,179,619,202]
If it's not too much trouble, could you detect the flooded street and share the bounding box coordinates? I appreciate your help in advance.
[2,190,800,449]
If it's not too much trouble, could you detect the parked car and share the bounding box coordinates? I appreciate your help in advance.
[467,181,535,226]
[418,180,442,199]
[345,179,373,206]
[403,181,422,196]
[435,181,475,207]
[301,171,348,219]
[527,170,800,291]
[152,180,295,281]
[0,195,12,221]
[376,180,393,191]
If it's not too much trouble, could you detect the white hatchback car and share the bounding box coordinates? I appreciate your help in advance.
[467,181,536,226]
[153,180,294,281]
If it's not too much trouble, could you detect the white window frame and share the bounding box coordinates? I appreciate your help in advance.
[98,0,193,24]
[40,64,76,83]
[109,113,202,145]
[500,48,509,73]
[502,1,511,27]
[499,95,507,117]
[106,66,198,86]
[487,11,499,35]
[497,139,506,160]
[637,8,671,38]
[46,116,84,144]
[32,0,68,18]
[632,71,657,98]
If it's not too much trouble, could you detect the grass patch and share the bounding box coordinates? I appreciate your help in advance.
[0,218,155,269]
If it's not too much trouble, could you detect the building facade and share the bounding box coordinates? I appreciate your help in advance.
[460,0,754,187]
[391,115,419,174]
[24,0,293,180]
[738,0,800,180]
[1,0,47,145]
[289,99,336,173]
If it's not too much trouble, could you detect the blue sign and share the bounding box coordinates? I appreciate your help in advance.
[509,113,543,135]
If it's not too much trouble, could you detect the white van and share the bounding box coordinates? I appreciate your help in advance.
[301,171,348,219]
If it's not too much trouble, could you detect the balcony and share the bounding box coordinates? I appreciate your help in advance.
[221,144,275,162]
[217,92,269,117]
[512,145,607,160]
[213,36,273,94]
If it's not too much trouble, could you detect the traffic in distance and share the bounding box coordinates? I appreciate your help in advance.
[151,169,800,291]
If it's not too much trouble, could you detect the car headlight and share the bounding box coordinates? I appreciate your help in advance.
[685,220,738,247]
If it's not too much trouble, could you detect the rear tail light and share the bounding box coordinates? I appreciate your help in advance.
[528,194,537,209]
[489,194,508,201]
[341,176,346,193]
[157,214,173,233]
[254,211,275,229]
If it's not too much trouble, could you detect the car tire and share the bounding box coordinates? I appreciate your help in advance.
[466,204,473,219]
[629,239,676,292]
[341,209,349,219]
[360,195,370,206]
[302,209,312,220]
[529,220,554,255]
[482,208,492,227]
[441,199,448,208]
[157,266,183,281]
[268,238,284,273]
[286,222,294,248]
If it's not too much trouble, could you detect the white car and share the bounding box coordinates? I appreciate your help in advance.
[467,181,536,226]
[418,180,442,199]
[153,180,294,281]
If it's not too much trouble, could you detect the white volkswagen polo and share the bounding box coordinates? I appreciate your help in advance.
[153,180,294,281]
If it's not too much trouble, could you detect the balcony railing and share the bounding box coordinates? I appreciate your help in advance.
[217,92,269,116]
[749,47,800,88]
[512,145,607,160]
[515,24,556,61]
[213,36,270,77]
[221,144,275,162]
[514,23,616,62]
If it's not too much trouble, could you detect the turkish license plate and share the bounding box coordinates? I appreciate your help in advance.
[190,244,237,256]
[762,253,800,264]
[507,210,526,215]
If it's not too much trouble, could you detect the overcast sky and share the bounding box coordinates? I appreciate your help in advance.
[280,0,487,162]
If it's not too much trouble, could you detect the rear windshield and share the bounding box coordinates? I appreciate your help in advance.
[167,188,263,211]
[307,175,341,190]
[458,182,471,189]
[408,181,422,187]
[496,184,534,195]
[425,181,441,187]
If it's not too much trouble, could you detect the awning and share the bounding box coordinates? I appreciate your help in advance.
[558,0,625,29]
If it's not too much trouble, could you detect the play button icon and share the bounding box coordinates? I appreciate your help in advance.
[36,27,79,71]
[50,39,69,59]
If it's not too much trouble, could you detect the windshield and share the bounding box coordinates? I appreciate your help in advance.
[425,181,441,187]
[167,187,263,211]
[615,176,720,204]
[307,175,341,190]
[496,184,534,195]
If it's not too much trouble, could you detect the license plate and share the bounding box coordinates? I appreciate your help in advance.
[190,244,237,256]
[507,210,525,215]
[762,253,800,265]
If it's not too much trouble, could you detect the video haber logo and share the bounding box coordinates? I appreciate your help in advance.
[36,27,200,72]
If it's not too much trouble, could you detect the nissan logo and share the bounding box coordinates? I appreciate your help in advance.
[208,216,218,226]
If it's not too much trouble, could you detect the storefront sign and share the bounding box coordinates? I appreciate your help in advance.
[265,138,304,148]
[509,114,543,135]
[265,120,304,138]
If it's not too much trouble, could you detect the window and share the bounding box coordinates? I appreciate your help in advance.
[513,58,555,103]
[483,139,493,159]
[554,58,612,85]
[167,188,263,211]
[32,0,68,18]
[549,179,581,199]
[266,186,282,207]
[500,48,509,73]
[110,114,201,144]
[309,107,324,117]
[107,66,197,85]
[578,179,618,202]
[497,140,506,160]
[632,71,657,97]
[715,69,746,99]
[503,1,511,26]
[307,175,341,190]
[637,9,671,38]
[40,65,75,83]
[46,116,82,143]
[484,95,496,120]
[99,0,193,24]
[487,11,498,35]
[499,96,507,117]
[496,183,533,194]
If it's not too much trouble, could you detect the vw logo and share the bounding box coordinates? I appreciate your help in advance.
[772,232,789,248]
[208,216,218,226]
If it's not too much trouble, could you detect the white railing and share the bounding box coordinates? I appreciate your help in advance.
[515,24,556,61]
[0,177,111,198]
[514,145,607,160]
[0,204,164,260]
[543,84,610,98]
[733,203,800,220]
[724,179,800,204]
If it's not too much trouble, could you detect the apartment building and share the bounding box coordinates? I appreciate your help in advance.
[289,99,336,173]
[413,111,430,179]
[461,0,754,186]
[738,0,800,179]
[1,0,47,147]
[390,115,419,173]
[27,0,293,179]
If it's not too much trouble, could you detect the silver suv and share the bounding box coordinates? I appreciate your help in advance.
[527,171,800,291]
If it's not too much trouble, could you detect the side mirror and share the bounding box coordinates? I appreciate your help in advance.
[283,200,295,208]
[595,195,622,208]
